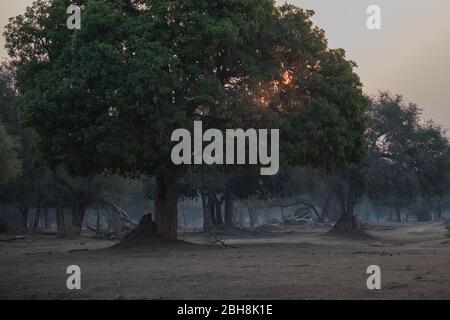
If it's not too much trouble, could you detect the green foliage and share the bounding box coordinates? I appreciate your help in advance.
[0,62,22,185]
[0,120,22,184]
[4,0,368,179]
[0,62,56,210]
[364,93,450,209]
[446,226,450,239]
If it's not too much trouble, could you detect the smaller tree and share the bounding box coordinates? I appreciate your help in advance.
[0,62,22,184]
[340,92,450,227]
[0,121,21,184]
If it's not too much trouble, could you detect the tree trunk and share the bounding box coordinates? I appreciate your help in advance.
[280,206,287,225]
[42,208,49,229]
[96,208,101,232]
[395,207,402,222]
[56,207,65,231]
[237,205,244,227]
[72,193,87,234]
[334,211,359,232]
[33,205,41,230]
[214,197,224,226]
[201,193,213,233]
[224,191,234,227]
[436,198,443,220]
[61,209,65,226]
[155,172,178,241]
[319,195,332,223]
[418,210,431,222]
[333,185,361,233]
[107,207,121,233]
[245,202,257,228]
[208,195,217,226]
[20,207,29,230]
[417,203,432,222]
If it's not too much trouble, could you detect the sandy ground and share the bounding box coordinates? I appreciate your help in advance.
[0,221,449,300]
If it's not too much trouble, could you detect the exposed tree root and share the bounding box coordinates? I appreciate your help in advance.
[326,215,375,240]
[114,214,187,248]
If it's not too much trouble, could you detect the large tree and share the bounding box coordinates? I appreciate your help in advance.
[5,0,367,240]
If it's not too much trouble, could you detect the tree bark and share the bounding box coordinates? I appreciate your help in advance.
[215,203,224,226]
[319,196,331,223]
[417,203,432,222]
[20,207,29,230]
[436,198,443,220]
[245,202,257,228]
[208,195,217,226]
[334,211,359,232]
[237,205,244,227]
[280,206,287,225]
[33,205,41,230]
[96,208,101,232]
[42,208,49,229]
[201,193,214,233]
[333,185,361,233]
[224,190,234,227]
[395,207,402,222]
[155,172,178,241]
[72,193,87,234]
[56,207,65,231]
[418,210,431,222]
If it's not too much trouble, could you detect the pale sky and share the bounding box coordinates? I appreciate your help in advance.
[1,0,450,129]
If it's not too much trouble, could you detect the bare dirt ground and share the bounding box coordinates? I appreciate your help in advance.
[0,221,449,300]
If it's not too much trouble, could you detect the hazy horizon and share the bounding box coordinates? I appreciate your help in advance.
[1,0,450,129]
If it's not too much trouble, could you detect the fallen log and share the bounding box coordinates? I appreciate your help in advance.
[110,202,137,226]
[86,226,125,240]
[68,248,89,253]
[36,231,58,236]
[0,236,26,242]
